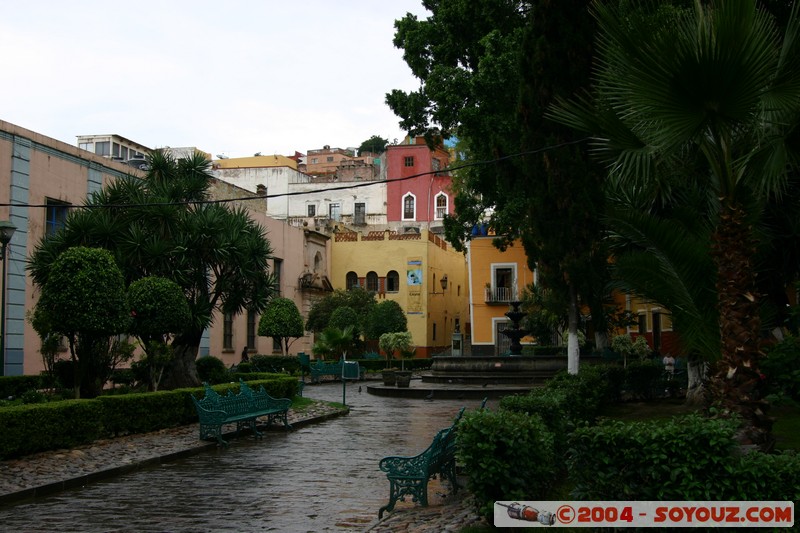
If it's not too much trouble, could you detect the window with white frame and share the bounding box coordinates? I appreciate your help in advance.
[490,263,517,302]
[402,193,416,220]
[435,192,448,219]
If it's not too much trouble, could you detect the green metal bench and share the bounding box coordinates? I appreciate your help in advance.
[309,360,364,383]
[377,407,465,518]
[191,380,292,446]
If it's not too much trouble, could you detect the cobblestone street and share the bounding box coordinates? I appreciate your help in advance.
[0,381,491,532]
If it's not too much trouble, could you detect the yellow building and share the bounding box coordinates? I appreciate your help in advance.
[330,228,469,357]
[466,236,536,355]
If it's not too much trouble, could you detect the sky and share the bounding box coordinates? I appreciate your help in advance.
[0,0,430,158]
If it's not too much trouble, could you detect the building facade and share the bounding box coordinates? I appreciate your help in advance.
[330,228,469,357]
[466,235,537,356]
[0,120,321,376]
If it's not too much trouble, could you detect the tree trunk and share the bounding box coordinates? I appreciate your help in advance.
[161,329,203,389]
[685,359,707,408]
[567,283,580,375]
[709,203,772,447]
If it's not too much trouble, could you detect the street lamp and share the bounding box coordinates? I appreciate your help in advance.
[0,220,16,377]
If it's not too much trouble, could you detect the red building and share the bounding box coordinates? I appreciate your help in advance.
[385,137,453,228]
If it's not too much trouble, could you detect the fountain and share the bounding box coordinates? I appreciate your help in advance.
[368,301,571,399]
[502,300,527,355]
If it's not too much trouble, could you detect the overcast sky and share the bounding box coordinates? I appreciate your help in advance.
[0,1,429,158]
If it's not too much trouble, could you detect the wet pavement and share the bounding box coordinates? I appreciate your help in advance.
[0,381,493,532]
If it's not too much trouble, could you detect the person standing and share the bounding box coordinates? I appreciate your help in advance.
[662,353,675,377]
[241,346,250,363]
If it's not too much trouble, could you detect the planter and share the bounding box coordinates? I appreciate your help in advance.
[381,370,397,386]
[395,370,412,388]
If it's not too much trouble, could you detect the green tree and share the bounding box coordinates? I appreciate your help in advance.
[128,276,191,391]
[387,0,608,373]
[313,326,355,361]
[28,151,275,389]
[365,300,408,340]
[329,306,359,334]
[31,247,130,398]
[258,297,304,356]
[305,288,376,333]
[358,135,390,155]
[551,0,800,443]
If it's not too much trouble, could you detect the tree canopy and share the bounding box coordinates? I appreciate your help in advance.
[365,300,408,340]
[358,135,390,155]
[387,0,606,371]
[305,288,376,334]
[32,246,130,398]
[258,297,305,356]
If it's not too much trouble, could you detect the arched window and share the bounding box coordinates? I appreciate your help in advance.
[402,192,416,221]
[386,270,400,292]
[366,271,379,292]
[346,271,359,290]
[435,192,448,219]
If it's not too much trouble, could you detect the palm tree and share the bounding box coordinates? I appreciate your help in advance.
[551,1,800,444]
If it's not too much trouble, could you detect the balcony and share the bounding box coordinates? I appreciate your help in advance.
[485,286,516,304]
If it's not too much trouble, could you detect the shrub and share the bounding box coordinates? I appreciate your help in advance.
[96,390,196,436]
[248,354,301,374]
[0,400,104,459]
[567,414,740,500]
[457,409,556,521]
[624,359,664,400]
[20,389,47,404]
[500,389,569,451]
[761,336,800,401]
[195,355,229,384]
[0,375,47,399]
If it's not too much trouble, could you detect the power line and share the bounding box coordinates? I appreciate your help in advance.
[0,138,589,210]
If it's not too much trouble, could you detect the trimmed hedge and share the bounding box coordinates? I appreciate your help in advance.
[0,400,104,459]
[568,413,800,501]
[0,375,299,459]
[457,409,556,521]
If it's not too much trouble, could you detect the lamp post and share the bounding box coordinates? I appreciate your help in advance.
[0,220,16,377]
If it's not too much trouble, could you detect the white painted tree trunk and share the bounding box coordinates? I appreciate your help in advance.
[567,284,580,374]
[686,359,707,407]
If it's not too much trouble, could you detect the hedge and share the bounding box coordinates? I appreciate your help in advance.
[0,375,299,459]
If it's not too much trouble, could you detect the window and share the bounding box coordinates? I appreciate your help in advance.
[246,310,256,350]
[329,203,341,221]
[435,193,447,219]
[311,158,318,164]
[95,141,110,156]
[346,271,359,290]
[638,313,647,334]
[386,270,400,292]
[404,156,414,167]
[652,310,662,352]
[120,146,128,160]
[354,202,366,225]
[273,258,283,296]
[45,199,70,236]
[308,204,316,217]
[489,264,517,302]
[223,312,233,350]
[366,271,379,292]
[112,143,121,158]
[432,158,441,172]
[273,337,282,353]
[433,322,437,341]
[326,156,334,162]
[79,142,92,152]
[402,193,416,220]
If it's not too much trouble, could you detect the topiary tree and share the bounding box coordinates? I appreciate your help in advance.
[30,247,130,398]
[128,276,191,391]
[305,288,376,333]
[258,297,304,356]
[365,300,407,341]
